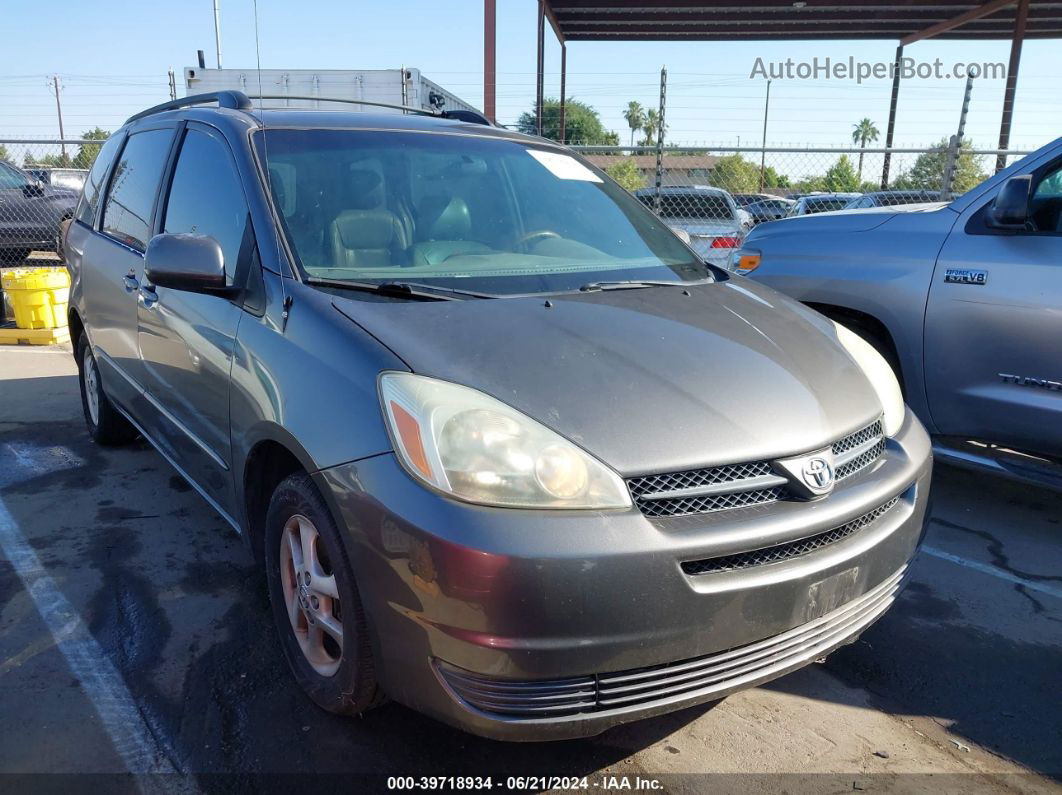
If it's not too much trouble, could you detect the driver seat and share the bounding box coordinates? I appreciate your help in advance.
[410,196,492,266]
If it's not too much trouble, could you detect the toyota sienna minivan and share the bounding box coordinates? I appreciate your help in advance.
[65,91,931,740]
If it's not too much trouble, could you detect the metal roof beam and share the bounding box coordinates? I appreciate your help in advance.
[900,0,1015,44]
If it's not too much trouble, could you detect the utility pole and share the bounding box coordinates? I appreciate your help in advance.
[881,44,903,189]
[168,68,177,101]
[759,79,771,191]
[653,66,668,214]
[213,0,223,69]
[51,76,67,162]
[941,73,974,199]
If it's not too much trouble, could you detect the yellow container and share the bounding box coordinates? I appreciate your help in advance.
[1,267,70,330]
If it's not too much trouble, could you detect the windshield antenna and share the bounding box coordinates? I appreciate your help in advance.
[252,0,292,332]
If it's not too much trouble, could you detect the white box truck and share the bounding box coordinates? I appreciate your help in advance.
[184,67,480,115]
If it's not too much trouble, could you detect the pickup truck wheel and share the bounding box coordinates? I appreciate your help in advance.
[265,472,383,715]
[76,335,139,446]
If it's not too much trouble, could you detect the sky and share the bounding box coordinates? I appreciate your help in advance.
[1,0,1058,153]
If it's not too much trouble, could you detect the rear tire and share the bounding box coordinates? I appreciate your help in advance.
[265,472,383,715]
[76,334,139,445]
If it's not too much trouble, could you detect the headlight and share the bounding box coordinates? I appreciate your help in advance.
[728,246,761,274]
[831,322,905,436]
[379,372,632,509]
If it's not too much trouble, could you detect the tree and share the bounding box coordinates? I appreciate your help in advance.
[640,108,666,146]
[73,127,110,169]
[891,137,988,194]
[604,158,646,192]
[708,154,760,192]
[24,151,72,168]
[516,98,619,145]
[623,101,645,148]
[0,143,9,162]
[823,155,861,192]
[851,118,880,181]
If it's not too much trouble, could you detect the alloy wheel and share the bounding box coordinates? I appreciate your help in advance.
[279,513,343,676]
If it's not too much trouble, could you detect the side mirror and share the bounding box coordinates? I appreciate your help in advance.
[144,233,235,295]
[987,174,1032,228]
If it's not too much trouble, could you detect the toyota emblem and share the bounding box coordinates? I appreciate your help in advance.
[801,456,834,492]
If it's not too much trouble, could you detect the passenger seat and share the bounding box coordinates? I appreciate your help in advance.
[327,170,409,268]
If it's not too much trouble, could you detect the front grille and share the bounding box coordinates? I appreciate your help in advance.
[834,420,886,480]
[437,565,906,719]
[680,497,899,575]
[627,418,885,518]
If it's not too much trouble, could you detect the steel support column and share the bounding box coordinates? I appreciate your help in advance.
[536,0,545,136]
[996,0,1028,172]
[559,44,567,143]
[483,0,496,123]
[881,44,903,189]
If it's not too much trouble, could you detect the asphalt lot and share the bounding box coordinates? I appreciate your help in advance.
[0,344,1060,793]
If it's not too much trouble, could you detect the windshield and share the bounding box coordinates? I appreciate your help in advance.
[255,129,707,296]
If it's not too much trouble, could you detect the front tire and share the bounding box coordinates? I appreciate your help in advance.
[77,334,139,445]
[265,472,382,715]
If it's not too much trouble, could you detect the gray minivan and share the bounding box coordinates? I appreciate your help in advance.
[66,91,931,741]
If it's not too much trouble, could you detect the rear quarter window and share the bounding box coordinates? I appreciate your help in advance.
[74,133,125,226]
[101,129,173,251]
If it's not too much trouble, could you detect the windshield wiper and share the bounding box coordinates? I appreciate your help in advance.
[577,277,714,293]
[304,277,498,301]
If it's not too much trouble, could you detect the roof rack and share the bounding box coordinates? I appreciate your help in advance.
[124,90,493,128]
[246,95,492,126]
[126,90,253,124]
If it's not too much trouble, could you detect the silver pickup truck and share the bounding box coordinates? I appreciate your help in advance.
[732,137,1062,486]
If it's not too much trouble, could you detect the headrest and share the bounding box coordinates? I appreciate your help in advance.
[340,169,383,210]
[417,196,472,240]
[332,210,398,249]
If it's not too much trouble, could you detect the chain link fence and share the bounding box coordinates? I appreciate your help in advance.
[0,136,1033,268]
[0,138,102,265]
[569,142,1029,264]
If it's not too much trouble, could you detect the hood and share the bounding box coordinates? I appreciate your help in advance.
[332,280,882,476]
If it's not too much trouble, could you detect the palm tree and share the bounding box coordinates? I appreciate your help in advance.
[642,108,662,146]
[623,101,645,148]
[851,118,880,181]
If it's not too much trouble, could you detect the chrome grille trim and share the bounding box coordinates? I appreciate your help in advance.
[627,418,885,518]
[680,497,899,576]
[435,566,907,719]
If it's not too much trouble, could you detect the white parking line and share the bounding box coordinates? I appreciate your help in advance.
[0,494,179,777]
[921,545,1062,601]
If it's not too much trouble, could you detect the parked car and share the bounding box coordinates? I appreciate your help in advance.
[844,190,944,209]
[67,91,931,741]
[746,196,795,224]
[26,167,90,192]
[731,136,1062,481]
[786,193,862,217]
[0,160,79,261]
[634,185,751,266]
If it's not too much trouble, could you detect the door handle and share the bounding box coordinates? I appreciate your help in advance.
[139,284,158,308]
[122,272,139,292]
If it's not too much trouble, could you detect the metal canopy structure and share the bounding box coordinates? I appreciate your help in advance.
[481,0,1054,181]
[544,0,1061,40]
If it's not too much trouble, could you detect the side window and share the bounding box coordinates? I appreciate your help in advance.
[1033,163,1062,198]
[162,128,251,282]
[102,129,173,251]
[0,162,28,189]
[75,133,125,225]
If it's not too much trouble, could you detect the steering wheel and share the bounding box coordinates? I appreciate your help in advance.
[518,229,561,249]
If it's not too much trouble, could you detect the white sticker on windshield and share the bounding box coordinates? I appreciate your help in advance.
[526,149,603,183]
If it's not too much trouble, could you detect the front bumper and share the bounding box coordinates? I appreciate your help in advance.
[318,412,931,740]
